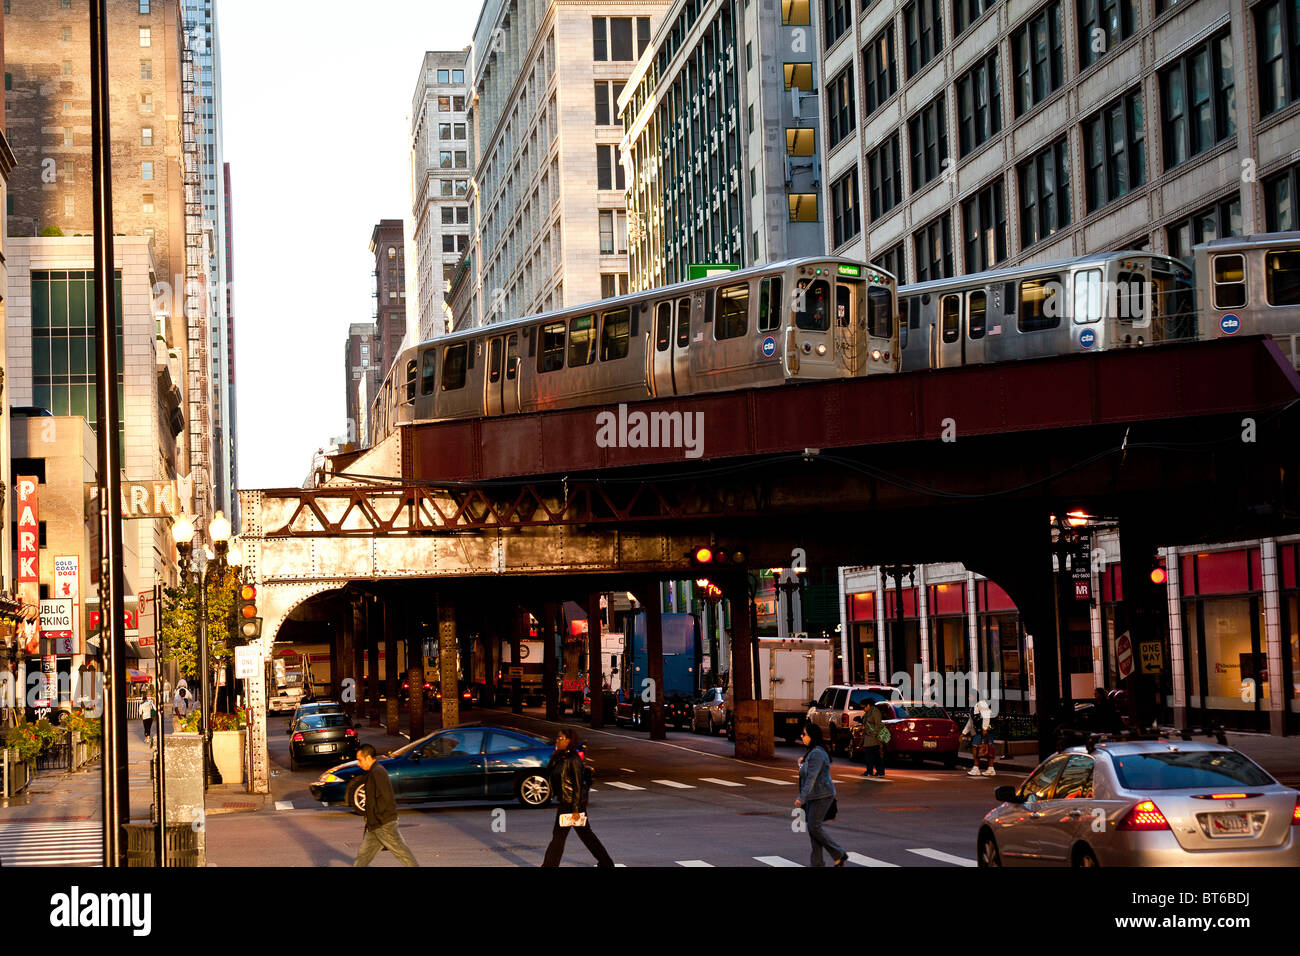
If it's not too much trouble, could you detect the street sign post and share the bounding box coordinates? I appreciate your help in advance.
[235,645,261,680]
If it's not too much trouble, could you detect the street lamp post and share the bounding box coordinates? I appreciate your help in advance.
[170,512,231,789]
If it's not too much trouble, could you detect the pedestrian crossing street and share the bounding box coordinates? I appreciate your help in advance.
[678,847,977,867]
[0,821,103,866]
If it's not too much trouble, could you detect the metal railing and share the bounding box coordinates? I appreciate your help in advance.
[1,748,31,797]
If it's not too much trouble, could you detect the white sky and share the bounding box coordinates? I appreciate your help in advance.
[222,0,480,490]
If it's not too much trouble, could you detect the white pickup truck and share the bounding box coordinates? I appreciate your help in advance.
[268,668,306,715]
[726,637,832,743]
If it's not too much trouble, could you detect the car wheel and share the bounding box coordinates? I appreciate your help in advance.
[1073,846,1099,868]
[978,833,1001,868]
[345,778,366,816]
[516,772,552,808]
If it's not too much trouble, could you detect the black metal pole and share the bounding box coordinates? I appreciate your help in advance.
[90,0,128,867]
[198,563,212,788]
[153,581,166,866]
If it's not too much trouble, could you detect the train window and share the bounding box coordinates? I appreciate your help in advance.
[1018,276,1062,332]
[488,338,503,384]
[715,282,749,340]
[655,301,672,351]
[420,349,437,395]
[441,343,468,391]
[941,295,960,343]
[758,278,783,332]
[1073,269,1102,324]
[1115,271,1146,323]
[676,297,691,347]
[600,308,630,361]
[1266,251,1300,306]
[539,321,566,372]
[569,315,597,367]
[836,285,852,328]
[794,279,830,330]
[506,334,519,380]
[968,291,986,339]
[867,286,893,338]
[1212,254,1247,308]
[405,359,417,404]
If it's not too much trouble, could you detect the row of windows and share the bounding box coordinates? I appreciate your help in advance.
[436,68,465,85]
[593,16,652,62]
[438,123,466,141]
[437,95,466,112]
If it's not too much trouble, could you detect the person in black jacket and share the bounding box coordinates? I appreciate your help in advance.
[541,727,614,867]
[354,744,419,867]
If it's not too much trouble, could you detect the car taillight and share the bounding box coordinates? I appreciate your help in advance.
[345,728,357,737]
[402,682,409,690]
[841,714,849,727]
[1117,800,1170,831]
[291,733,304,742]
[1292,797,1300,826]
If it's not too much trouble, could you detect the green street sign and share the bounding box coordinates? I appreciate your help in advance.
[687,263,740,280]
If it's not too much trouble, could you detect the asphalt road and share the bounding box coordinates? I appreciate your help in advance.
[207,708,1008,867]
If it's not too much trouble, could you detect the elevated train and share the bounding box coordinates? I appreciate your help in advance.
[369,257,898,445]
[1194,232,1300,365]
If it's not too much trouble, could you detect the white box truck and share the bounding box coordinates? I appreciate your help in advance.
[727,637,832,743]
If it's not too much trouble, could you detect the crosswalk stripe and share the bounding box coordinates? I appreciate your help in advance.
[846,851,900,867]
[677,859,714,867]
[755,855,802,867]
[698,777,744,787]
[907,848,977,867]
[275,801,294,810]
[745,776,795,786]
[619,768,636,773]
[603,781,645,790]
[651,779,694,789]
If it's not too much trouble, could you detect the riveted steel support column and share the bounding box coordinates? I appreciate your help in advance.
[384,595,400,735]
[352,599,366,722]
[587,592,604,729]
[438,597,460,729]
[366,596,381,727]
[510,608,524,714]
[404,600,424,739]
[543,602,559,722]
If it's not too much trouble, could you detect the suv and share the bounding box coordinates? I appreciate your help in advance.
[807,684,901,755]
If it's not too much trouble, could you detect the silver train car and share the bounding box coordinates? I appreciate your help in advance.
[896,251,1194,370]
[369,257,899,446]
[1194,232,1300,365]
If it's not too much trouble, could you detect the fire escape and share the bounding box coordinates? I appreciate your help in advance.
[182,39,212,524]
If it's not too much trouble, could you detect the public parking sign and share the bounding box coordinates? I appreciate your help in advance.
[40,598,75,654]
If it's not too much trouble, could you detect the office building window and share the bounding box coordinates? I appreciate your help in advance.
[789,193,819,221]
[593,17,651,61]
[1161,30,1235,170]
[141,161,153,181]
[1264,163,1300,231]
[784,63,814,90]
[783,0,811,23]
[140,27,151,47]
[62,27,72,42]
[438,69,450,84]
[139,92,153,113]
[954,0,999,37]
[962,179,1007,271]
[787,128,816,155]
[1018,138,1071,247]
[599,210,628,254]
[1083,89,1145,212]
[597,145,626,191]
[1256,0,1300,116]
[957,52,1001,157]
[1012,1,1065,115]
[139,0,150,12]
[831,169,862,247]
[453,69,464,84]
[908,94,948,192]
[142,193,155,214]
[1078,0,1135,69]
[827,65,857,148]
[747,42,754,71]
[600,274,630,297]
[872,242,906,282]
[439,123,451,139]
[141,59,152,80]
[440,150,453,168]
[442,208,455,224]
[438,96,451,111]
[825,0,853,47]
[904,0,944,77]
[914,213,954,281]
[595,81,626,127]
[867,131,903,220]
[1167,196,1241,260]
[63,61,73,76]
[863,25,898,116]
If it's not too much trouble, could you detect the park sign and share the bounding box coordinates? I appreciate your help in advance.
[86,475,195,519]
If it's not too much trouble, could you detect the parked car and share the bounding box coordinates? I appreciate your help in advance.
[692,687,727,735]
[289,712,358,771]
[977,736,1300,866]
[290,700,345,726]
[852,700,960,768]
[806,683,902,755]
[309,725,556,810]
[431,681,478,710]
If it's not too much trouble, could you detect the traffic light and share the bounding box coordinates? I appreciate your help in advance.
[1149,563,1168,586]
[689,546,746,566]
[238,582,262,641]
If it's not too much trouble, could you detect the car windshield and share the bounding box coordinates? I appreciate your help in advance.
[1111,750,1275,790]
[849,690,888,707]
[890,704,949,719]
[300,714,349,730]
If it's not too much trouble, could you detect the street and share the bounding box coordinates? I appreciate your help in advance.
[206,708,1006,867]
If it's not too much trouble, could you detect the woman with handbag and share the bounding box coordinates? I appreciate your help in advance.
[795,723,847,867]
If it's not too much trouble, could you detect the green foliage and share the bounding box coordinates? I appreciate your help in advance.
[3,717,68,762]
[60,709,102,745]
[175,711,244,733]
[160,563,241,677]
[39,225,64,237]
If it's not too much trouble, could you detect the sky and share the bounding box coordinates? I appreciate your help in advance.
[221,0,481,490]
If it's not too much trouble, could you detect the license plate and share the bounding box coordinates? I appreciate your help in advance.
[1208,812,1250,836]
[314,744,336,753]
[922,740,937,749]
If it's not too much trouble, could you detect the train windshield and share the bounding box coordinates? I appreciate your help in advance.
[867,286,893,338]
[795,279,830,330]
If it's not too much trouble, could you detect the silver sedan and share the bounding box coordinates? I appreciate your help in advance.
[692,687,727,736]
[977,740,1300,866]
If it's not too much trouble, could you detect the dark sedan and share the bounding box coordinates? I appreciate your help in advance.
[289,712,358,771]
[309,725,555,811]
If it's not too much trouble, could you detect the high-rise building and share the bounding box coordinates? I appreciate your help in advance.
[0,7,20,672]
[816,0,1300,280]
[343,322,380,448]
[450,0,671,332]
[409,49,472,343]
[622,0,825,291]
[223,161,236,507]
[370,219,407,380]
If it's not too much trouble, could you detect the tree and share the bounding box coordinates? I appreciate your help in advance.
[159,564,239,678]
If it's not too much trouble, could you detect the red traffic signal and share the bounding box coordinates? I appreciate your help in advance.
[238,583,261,640]
[692,547,714,564]
[1150,566,1168,585]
